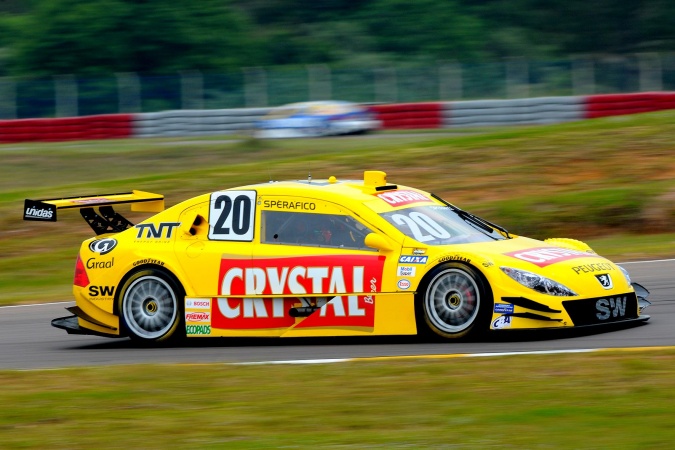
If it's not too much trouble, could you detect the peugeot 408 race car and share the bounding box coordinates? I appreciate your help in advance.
[24,171,650,344]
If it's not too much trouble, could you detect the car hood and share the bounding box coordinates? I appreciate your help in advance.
[421,236,632,296]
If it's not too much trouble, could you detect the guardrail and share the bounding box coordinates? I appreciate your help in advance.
[1,92,674,143]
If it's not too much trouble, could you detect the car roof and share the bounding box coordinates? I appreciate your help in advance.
[231,171,430,208]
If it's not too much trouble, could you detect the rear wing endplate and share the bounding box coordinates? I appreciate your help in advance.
[23,190,164,235]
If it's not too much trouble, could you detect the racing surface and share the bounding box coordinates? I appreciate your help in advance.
[1,259,673,370]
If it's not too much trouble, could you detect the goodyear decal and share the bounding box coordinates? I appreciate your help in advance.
[214,254,385,330]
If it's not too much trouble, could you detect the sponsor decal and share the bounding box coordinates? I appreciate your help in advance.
[399,255,428,264]
[596,296,627,320]
[186,298,211,310]
[72,198,111,205]
[375,190,431,207]
[86,257,114,269]
[494,303,514,314]
[482,261,494,268]
[89,238,117,255]
[595,274,613,290]
[214,254,385,329]
[185,312,211,322]
[492,315,512,329]
[135,222,181,239]
[133,258,166,267]
[572,263,615,274]
[263,200,316,211]
[186,325,211,335]
[397,266,416,277]
[413,249,426,255]
[439,255,471,264]
[88,285,115,297]
[397,279,411,290]
[24,200,56,221]
[505,247,601,267]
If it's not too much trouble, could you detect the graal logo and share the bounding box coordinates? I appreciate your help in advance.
[595,273,613,289]
[89,238,117,255]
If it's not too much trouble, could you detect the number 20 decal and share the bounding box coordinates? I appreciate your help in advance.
[208,190,256,241]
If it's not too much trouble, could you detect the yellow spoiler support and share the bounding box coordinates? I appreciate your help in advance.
[23,190,165,235]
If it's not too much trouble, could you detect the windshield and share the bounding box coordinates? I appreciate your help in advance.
[379,205,507,245]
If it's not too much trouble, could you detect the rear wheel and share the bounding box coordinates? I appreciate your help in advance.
[418,263,492,340]
[118,269,184,343]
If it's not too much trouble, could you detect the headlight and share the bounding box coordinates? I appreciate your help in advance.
[618,265,632,285]
[501,267,578,297]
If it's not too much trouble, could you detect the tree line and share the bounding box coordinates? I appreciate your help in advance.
[0,0,672,77]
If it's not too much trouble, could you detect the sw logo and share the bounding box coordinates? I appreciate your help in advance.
[596,296,626,320]
[89,285,115,297]
[595,273,613,289]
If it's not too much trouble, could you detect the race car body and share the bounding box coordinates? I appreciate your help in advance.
[254,101,380,138]
[29,171,650,343]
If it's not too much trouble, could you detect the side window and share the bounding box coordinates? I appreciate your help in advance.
[262,211,373,250]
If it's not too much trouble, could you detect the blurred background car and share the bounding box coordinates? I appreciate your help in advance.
[254,100,381,138]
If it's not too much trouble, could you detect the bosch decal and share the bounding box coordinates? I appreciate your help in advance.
[376,190,431,207]
[89,238,117,255]
[399,255,428,264]
[186,298,211,310]
[215,254,385,329]
[505,247,600,267]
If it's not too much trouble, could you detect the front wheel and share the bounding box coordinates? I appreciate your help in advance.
[117,269,184,343]
[417,263,493,340]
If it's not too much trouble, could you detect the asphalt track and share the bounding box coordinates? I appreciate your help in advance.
[1,259,674,370]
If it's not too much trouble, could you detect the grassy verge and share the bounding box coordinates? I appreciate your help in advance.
[1,350,675,448]
[2,111,675,305]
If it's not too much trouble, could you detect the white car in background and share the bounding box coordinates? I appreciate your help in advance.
[255,101,381,138]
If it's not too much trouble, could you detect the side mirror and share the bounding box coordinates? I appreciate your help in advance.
[364,233,393,252]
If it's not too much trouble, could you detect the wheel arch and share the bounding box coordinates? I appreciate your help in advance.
[113,263,185,316]
[415,260,495,339]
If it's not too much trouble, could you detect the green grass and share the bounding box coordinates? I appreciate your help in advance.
[2,350,675,448]
[2,111,675,305]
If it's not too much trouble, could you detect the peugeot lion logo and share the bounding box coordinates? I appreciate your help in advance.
[595,273,613,290]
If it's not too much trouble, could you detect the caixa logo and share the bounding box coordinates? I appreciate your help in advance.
[89,238,117,255]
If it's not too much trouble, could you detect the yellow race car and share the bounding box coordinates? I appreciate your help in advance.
[25,171,650,343]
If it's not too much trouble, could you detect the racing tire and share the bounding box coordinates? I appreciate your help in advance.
[117,268,184,344]
[416,263,493,340]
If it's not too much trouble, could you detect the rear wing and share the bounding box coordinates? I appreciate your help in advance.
[23,190,164,235]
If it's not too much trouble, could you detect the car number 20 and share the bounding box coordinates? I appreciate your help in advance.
[208,191,256,241]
